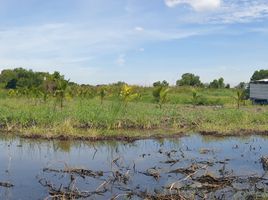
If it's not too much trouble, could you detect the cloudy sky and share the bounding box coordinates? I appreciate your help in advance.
[0,0,268,85]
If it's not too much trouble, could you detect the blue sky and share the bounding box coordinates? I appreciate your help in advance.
[0,0,268,86]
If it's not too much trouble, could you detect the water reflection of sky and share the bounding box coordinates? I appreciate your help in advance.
[0,134,268,199]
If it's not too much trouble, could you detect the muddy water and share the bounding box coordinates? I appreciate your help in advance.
[0,134,268,199]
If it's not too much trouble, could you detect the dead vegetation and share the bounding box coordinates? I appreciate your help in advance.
[0,181,14,188]
[36,145,268,200]
[261,156,268,170]
[43,167,103,178]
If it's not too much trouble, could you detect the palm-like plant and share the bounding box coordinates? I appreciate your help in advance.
[120,84,139,107]
[153,86,169,109]
[192,90,200,107]
[234,90,245,109]
[159,88,169,109]
[55,79,69,109]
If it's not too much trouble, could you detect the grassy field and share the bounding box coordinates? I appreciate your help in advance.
[0,86,268,140]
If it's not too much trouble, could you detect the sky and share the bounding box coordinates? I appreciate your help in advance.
[0,0,268,86]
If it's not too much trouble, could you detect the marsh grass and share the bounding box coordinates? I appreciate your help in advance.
[0,94,268,138]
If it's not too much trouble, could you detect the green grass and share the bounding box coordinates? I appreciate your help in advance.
[0,91,268,139]
[133,87,237,105]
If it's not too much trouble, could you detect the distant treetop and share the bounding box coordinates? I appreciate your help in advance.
[0,68,66,89]
[251,69,268,81]
[209,77,225,89]
[153,80,169,87]
[176,73,202,87]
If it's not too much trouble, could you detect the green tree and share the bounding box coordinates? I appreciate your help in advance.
[153,80,169,87]
[0,68,51,90]
[0,69,16,83]
[251,69,268,81]
[209,77,225,88]
[5,79,17,89]
[218,77,225,88]
[176,73,202,87]
[225,84,231,89]
[236,82,247,90]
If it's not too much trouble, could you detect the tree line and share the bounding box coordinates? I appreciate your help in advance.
[0,68,267,90]
[0,68,266,109]
[158,69,268,89]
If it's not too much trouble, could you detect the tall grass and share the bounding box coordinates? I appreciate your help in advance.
[0,93,268,138]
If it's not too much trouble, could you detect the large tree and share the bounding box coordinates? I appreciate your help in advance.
[176,73,202,87]
[251,69,268,81]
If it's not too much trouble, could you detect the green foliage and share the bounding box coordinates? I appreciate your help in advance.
[0,68,249,108]
[153,80,169,87]
[0,68,65,92]
[74,85,96,99]
[159,87,169,108]
[55,79,69,109]
[236,82,246,89]
[153,86,169,108]
[176,73,202,87]
[152,86,162,102]
[7,89,18,97]
[2,97,268,137]
[6,79,17,89]
[192,90,200,106]
[251,69,268,81]
[234,90,246,109]
[119,84,139,106]
[189,89,225,106]
[98,87,107,104]
[209,77,225,88]
[225,84,230,89]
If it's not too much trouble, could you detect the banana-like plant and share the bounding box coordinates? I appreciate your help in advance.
[234,89,245,109]
[159,88,169,109]
[120,84,139,107]
[54,79,69,109]
[192,90,200,107]
[153,86,169,108]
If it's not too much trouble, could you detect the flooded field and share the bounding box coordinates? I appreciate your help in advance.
[1,134,268,199]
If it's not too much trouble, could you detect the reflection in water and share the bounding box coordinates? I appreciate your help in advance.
[0,134,268,199]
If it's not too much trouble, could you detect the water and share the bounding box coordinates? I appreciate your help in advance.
[0,134,268,199]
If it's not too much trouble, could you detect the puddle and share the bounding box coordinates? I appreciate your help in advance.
[0,134,268,199]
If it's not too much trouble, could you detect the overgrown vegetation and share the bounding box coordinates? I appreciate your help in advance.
[0,68,268,139]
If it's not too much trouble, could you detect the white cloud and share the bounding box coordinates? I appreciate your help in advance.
[165,0,221,11]
[135,26,144,32]
[0,22,206,66]
[116,54,126,66]
[206,1,268,24]
[166,0,268,24]
[0,21,221,85]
